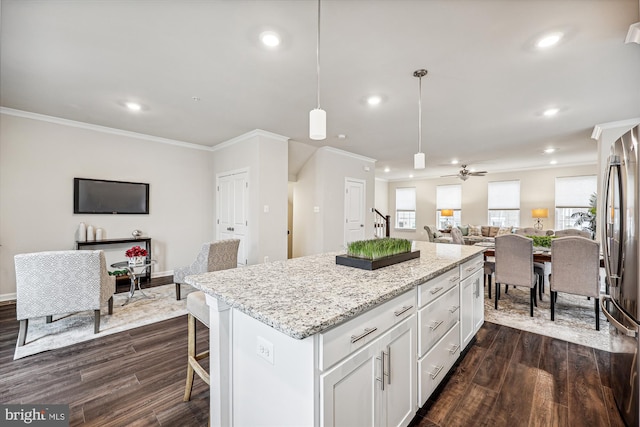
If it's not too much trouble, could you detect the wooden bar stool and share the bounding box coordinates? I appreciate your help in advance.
[184,291,210,401]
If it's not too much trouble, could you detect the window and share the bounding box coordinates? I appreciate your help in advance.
[555,175,597,230]
[488,180,520,226]
[395,187,416,230]
[436,184,462,229]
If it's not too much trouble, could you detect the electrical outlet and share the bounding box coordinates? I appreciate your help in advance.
[257,336,274,364]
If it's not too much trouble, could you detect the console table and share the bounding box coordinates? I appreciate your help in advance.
[76,237,152,281]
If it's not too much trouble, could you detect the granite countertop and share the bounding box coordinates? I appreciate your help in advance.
[185,241,485,340]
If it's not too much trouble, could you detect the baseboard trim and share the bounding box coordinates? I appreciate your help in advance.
[0,293,17,303]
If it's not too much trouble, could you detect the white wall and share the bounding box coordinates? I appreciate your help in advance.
[293,147,376,257]
[386,164,598,241]
[374,178,389,214]
[0,113,214,299]
[210,130,288,265]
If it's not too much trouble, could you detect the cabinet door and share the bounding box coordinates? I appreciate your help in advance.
[382,316,416,427]
[321,343,379,427]
[460,273,474,349]
[471,269,484,333]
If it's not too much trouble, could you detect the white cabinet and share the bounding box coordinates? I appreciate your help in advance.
[321,316,416,427]
[459,255,484,349]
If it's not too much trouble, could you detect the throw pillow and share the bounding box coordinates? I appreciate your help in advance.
[434,230,443,238]
[488,226,500,237]
[496,226,512,236]
[468,225,482,237]
[481,226,490,237]
[457,225,469,236]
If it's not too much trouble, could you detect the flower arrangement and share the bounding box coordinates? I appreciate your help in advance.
[125,245,148,258]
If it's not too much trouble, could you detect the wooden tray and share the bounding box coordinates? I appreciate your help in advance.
[335,250,421,270]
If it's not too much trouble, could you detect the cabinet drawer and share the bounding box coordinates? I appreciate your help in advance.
[459,255,484,280]
[418,285,460,356]
[319,291,416,371]
[418,323,461,405]
[417,269,459,308]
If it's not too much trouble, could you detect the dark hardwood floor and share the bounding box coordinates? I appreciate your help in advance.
[412,322,626,427]
[0,277,209,426]
[0,280,626,427]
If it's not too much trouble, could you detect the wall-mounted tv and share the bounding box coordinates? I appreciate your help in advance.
[74,178,149,214]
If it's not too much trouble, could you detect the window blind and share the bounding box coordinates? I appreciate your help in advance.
[488,180,520,209]
[436,184,462,210]
[396,187,416,211]
[555,175,597,208]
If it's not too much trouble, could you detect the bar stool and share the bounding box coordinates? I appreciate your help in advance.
[184,291,210,401]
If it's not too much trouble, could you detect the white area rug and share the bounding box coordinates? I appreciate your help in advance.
[14,283,195,360]
[484,284,610,351]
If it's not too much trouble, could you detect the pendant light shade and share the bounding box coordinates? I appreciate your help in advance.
[413,69,428,170]
[310,108,326,140]
[309,0,326,140]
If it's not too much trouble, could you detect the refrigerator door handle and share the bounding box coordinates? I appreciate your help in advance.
[601,295,638,337]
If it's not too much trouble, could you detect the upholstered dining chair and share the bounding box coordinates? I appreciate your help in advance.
[554,229,592,238]
[550,236,601,330]
[173,239,240,300]
[450,227,464,245]
[494,234,539,316]
[14,250,115,346]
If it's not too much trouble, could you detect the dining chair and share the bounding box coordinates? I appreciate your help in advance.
[554,229,592,238]
[550,236,601,330]
[173,239,240,300]
[451,227,464,245]
[494,234,539,316]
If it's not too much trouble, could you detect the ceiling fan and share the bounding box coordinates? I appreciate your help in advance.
[441,164,488,181]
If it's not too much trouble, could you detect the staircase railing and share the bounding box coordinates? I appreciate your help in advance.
[373,209,391,238]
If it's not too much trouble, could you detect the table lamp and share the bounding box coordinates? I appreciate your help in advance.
[532,208,549,230]
[441,209,454,230]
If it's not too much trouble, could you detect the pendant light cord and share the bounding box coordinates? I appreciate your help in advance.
[418,75,422,153]
[316,0,321,109]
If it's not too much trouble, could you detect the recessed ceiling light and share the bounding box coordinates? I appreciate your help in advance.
[451,159,459,165]
[384,167,390,173]
[260,31,281,47]
[550,160,558,165]
[544,148,555,153]
[409,174,414,178]
[536,32,563,48]
[125,102,141,111]
[367,96,382,106]
[337,134,347,140]
[543,108,559,117]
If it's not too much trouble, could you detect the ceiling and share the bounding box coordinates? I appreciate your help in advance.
[1,0,639,181]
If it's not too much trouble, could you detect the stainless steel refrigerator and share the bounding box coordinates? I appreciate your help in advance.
[602,125,640,427]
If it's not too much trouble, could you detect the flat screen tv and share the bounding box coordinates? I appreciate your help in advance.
[74,178,149,214]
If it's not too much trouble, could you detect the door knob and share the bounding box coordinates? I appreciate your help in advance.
[360,224,364,227]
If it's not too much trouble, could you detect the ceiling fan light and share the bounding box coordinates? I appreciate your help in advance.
[460,175,469,181]
[309,108,326,140]
[414,152,425,169]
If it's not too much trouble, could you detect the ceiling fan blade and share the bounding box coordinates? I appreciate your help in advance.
[441,174,462,177]
[469,171,487,176]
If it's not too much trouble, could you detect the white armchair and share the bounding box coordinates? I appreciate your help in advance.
[173,239,240,300]
[14,250,115,346]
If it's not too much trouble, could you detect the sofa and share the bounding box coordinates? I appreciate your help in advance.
[424,224,555,245]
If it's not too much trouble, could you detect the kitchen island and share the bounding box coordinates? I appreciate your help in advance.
[186,241,485,427]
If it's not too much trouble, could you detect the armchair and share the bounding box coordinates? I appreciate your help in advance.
[14,250,115,346]
[173,239,240,300]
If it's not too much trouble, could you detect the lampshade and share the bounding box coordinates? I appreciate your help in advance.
[531,208,549,219]
[414,152,425,169]
[309,108,326,140]
[441,209,454,217]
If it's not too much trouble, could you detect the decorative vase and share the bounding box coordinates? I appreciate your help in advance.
[78,222,86,242]
[128,256,145,266]
[87,225,95,241]
[96,228,103,241]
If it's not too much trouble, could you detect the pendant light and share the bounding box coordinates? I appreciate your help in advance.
[309,0,326,140]
[413,69,428,169]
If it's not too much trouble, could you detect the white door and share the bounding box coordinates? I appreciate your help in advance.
[217,171,248,266]
[345,178,366,245]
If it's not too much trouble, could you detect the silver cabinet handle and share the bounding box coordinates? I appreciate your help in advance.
[429,365,444,380]
[449,276,459,282]
[449,305,460,313]
[386,346,391,385]
[430,286,444,295]
[465,265,476,272]
[376,350,386,390]
[429,320,443,331]
[601,296,638,337]
[350,327,377,343]
[449,344,461,355]
[394,305,414,317]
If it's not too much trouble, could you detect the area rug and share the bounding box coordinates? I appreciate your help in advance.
[14,284,196,360]
[484,284,610,352]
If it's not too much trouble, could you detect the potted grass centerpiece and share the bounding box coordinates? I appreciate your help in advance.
[336,237,420,270]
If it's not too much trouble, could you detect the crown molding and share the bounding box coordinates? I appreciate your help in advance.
[210,129,289,152]
[591,117,640,140]
[319,146,376,163]
[0,107,213,151]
